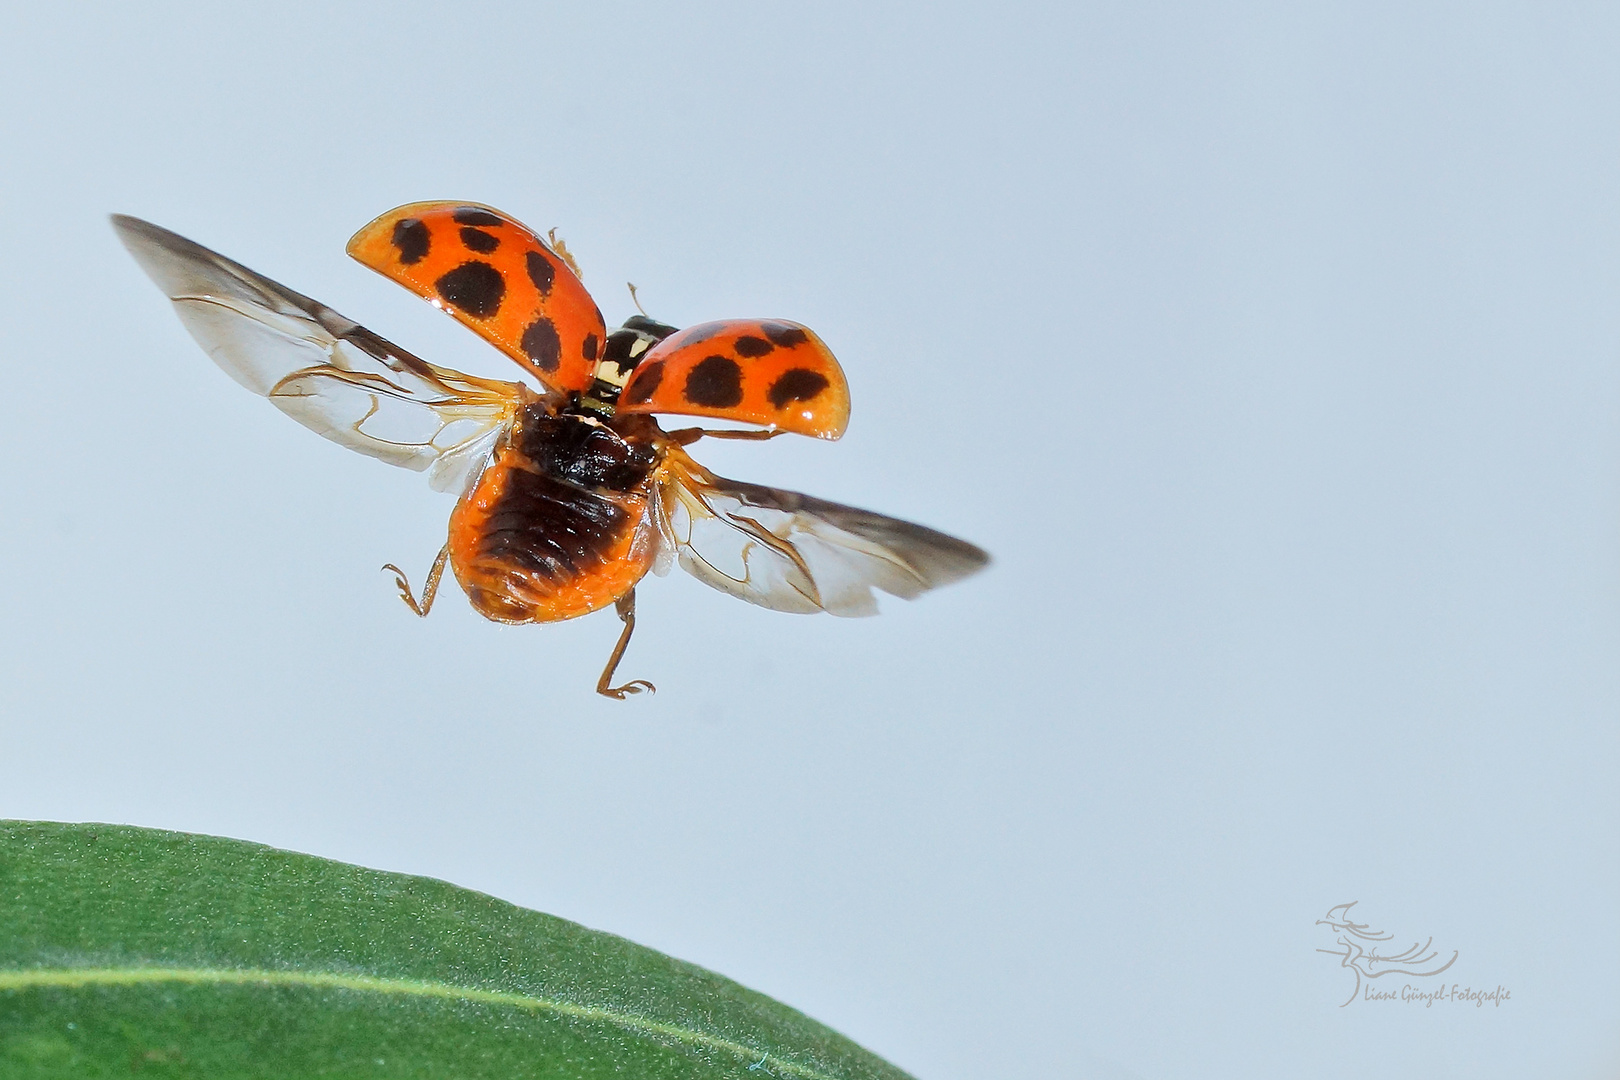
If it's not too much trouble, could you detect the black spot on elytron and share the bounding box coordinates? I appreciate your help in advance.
[525,251,555,295]
[668,321,727,350]
[391,218,430,264]
[460,226,499,253]
[625,360,663,405]
[435,261,506,318]
[521,316,562,372]
[762,321,809,348]
[768,368,830,409]
[684,355,744,408]
[732,335,773,358]
[582,332,599,362]
[452,206,505,227]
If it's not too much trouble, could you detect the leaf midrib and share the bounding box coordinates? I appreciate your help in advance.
[0,967,822,1080]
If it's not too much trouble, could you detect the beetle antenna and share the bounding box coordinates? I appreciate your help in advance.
[627,282,649,318]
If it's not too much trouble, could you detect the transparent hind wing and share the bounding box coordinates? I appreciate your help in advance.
[113,214,524,493]
[656,449,989,616]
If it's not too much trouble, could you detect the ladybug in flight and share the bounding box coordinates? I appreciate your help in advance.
[114,203,988,698]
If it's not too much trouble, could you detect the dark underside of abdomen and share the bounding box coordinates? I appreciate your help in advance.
[448,412,660,623]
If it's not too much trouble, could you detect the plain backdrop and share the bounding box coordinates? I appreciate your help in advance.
[2,2,1617,1077]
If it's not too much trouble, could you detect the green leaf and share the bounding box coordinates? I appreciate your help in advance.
[0,821,914,1080]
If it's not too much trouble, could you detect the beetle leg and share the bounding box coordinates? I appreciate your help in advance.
[666,427,785,446]
[383,544,450,618]
[597,588,656,699]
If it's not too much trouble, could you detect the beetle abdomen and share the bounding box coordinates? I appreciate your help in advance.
[449,411,660,623]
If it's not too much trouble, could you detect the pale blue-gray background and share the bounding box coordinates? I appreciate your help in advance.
[1,2,1615,1077]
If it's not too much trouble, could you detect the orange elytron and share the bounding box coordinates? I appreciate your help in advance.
[114,203,988,698]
